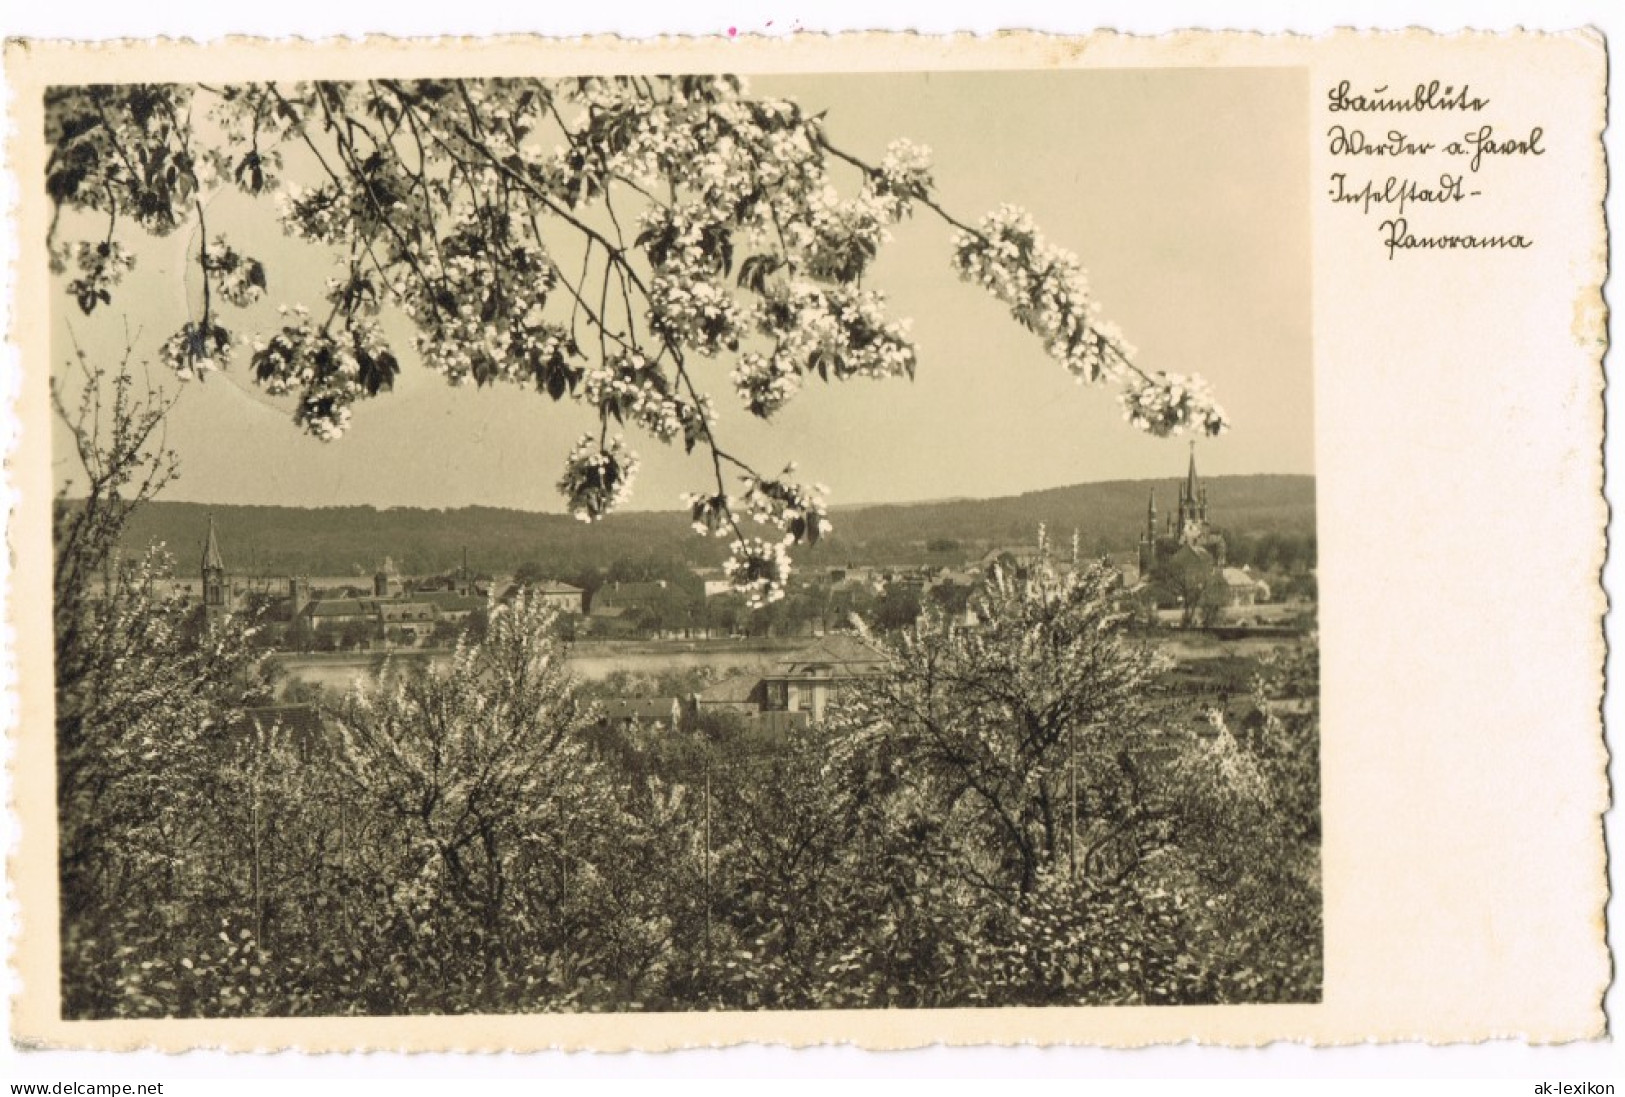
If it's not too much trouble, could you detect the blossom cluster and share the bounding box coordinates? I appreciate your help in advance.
[740,466,832,548]
[951,205,1129,384]
[729,351,803,419]
[296,391,354,442]
[297,320,396,441]
[248,305,321,397]
[1117,372,1230,438]
[722,537,794,609]
[581,354,713,449]
[275,183,349,246]
[622,94,821,220]
[952,205,1229,438]
[683,466,832,604]
[159,321,236,381]
[744,106,826,196]
[614,91,884,294]
[201,238,267,308]
[67,240,136,315]
[557,434,640,522]
[278,144,427,248]
[248,306,398,441]
[404,230,558,389]
[45,84,200,238]
[647,273,742,357]
[870,138,935,219]
[731,282,916,419]
[777,282,914,373]
[681,491,735,538]
[535,82,772,214]
[782,184,896,283]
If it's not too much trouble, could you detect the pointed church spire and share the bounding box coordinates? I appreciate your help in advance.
[1139,487,1160,574]
[202,515,230,625]
[1185,439,1200,499]
[203,514,226,572]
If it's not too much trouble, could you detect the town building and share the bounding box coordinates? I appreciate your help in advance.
[196,519,495,647]
[690,635,888,728]
[1219,567,1270,608]
[529,581,586,615]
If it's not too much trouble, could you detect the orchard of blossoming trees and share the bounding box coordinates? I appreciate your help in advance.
[54,415,1323,1015]
[45,77,1230,605]
[48,341,1319,1017]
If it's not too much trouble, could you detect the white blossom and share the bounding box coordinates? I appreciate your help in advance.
[729,352,803,419]
[1117,371,1230,437]
[951,204,1226,438]
[558,434,639,521]
[723,537,794,608]
[741,466,833,546]
[681,491,735,538]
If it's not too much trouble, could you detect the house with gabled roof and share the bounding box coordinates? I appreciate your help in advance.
[689,634,888,726]
[530,581,585,615]
[759,635,887,720]
[1219,566,1270,608]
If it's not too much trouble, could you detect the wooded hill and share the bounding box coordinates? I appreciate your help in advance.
[108,474,1316,579]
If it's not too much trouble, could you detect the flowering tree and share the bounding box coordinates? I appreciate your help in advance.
[46,77,1229,601]
[1153,641,1322,1001]
[834,532,1169,900]
[51,343,179,679]
[50,349,275,1017]
[323,593,686,1011]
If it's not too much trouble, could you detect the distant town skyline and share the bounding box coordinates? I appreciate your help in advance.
[51,67,1312,512]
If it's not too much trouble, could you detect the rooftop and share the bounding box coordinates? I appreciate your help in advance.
[305,598,377,618]
[773,634,888,676]
[695,674,761,704]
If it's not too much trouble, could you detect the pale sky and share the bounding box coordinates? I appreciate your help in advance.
[50,67,1311,511]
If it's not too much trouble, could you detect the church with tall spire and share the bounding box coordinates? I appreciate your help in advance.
[1175,441,1209,534]
[201,514,231,626]
[1138,442,1227,576]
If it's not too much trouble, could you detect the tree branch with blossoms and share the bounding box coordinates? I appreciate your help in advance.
[45,76,1229,604]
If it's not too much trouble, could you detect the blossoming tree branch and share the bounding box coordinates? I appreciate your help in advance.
[45,77,1229,603]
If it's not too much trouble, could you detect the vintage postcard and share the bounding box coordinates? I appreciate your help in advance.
[2,29,1608,1050]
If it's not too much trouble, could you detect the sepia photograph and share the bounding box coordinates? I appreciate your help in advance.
[40,64,1320,1019]
[5,23,1609,1064]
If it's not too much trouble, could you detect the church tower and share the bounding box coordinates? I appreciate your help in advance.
[1138,488,1158,574]
[202,515,229,626]
[1139,442,1226,580]
[374,556,401,598]
[1176,440,1209,532]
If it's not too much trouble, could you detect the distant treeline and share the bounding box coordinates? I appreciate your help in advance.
[101,474,1316,579]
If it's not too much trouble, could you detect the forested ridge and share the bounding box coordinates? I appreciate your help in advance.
[109,474,1315,577]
